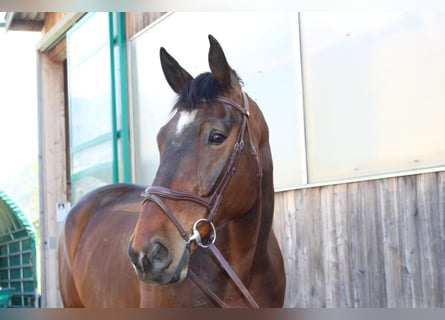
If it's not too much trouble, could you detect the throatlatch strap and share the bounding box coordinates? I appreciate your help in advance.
[207,243,259,308]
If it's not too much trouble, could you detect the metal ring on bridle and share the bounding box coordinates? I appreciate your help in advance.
[186,218,216,248]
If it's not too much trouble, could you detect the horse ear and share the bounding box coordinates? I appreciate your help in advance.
[160,47,193,94]
[208,35,233,89]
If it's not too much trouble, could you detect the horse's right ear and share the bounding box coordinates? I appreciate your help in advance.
[160,47,193,94]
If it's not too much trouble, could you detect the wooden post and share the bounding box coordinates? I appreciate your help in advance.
[37,52,67,307]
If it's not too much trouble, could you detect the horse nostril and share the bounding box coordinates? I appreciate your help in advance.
[146,241,172,270]
[128,245,139,264]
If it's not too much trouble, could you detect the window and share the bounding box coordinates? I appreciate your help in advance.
[67,13,130,202]
[300,12,445,182]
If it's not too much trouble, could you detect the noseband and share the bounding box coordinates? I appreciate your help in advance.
[141,91,261,308]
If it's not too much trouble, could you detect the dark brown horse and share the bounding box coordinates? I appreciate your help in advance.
[58,35,285,307]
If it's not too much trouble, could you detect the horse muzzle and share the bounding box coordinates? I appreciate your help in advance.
[128,239,190,284]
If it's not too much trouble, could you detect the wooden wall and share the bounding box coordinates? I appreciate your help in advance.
[125,12,166,39]
[273,171,445,307]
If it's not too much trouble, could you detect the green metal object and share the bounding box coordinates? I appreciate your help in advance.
[70,133,113,154]
[0,189,38,308]
[109,12,131,183]
[108,12,119,183]
[0,287,13,308]
[116,12,131,183]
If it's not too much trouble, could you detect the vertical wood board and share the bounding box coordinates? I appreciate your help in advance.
[273,171,445,307]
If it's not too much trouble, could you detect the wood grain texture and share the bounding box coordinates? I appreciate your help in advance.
[273,171,445,307]
[125,13,166,39]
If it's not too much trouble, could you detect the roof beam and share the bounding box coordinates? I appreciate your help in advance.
[4,12,15,31]
[36,12,85,52]
[6,20,44,31]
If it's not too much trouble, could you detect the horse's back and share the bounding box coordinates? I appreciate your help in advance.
[59,183,144,307]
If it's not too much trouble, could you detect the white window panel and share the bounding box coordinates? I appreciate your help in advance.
[301,12,445,183]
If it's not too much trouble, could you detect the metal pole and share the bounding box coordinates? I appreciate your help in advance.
[117,12,131,183]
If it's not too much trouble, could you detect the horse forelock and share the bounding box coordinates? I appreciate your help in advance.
[174,71,242,112]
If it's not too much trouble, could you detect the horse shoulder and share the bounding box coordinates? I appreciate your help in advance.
[61,184,145,264]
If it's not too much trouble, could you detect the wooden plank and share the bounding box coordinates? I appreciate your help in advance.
[438,172,445,306]
[416,173,440,306]
[273,191,297,307]
[293,188,313,307]
[38,52,68,307]
[43,12,67,33]
[359,180,386,307]
[307,187,325,307]
[396,175,420,307]
[37,12,85,52]
[293,188,311,307]
[378,177,403,307]
[284,191,299,307]
[348,181,372,307]
[48,38,67,62]
[333,183,354,307]
[7,20,43,31]
[320,185,339,307]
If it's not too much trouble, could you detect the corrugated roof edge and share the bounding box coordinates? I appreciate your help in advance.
[0,188,37,240]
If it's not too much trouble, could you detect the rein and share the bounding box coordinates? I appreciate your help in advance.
[141,92,261,308]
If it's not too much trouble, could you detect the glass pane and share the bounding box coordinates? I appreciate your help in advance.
[21,238,31,249]
[0,245,6,256]
[72,166,113,202]
[0,271,8,280]
[9,242,19,253]
[130,12,305,189]
[71,141,113,201]
[67,13,114,201]
[10,255,20,267]
[72,140,112,173]
[21,252,30,264]
[23,268,32,278]
[301,13,445,183]
[69,46,112,147]
[68,12,109,68]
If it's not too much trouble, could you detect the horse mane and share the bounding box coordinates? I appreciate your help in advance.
[174,71,242,111]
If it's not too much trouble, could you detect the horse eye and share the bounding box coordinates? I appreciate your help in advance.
[209,132,227,145]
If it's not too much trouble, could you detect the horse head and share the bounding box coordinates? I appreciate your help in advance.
[128,35,272,286]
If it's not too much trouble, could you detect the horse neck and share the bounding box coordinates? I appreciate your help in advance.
[218,139,275,283]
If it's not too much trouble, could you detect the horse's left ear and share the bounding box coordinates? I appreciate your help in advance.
[208,35,233,89]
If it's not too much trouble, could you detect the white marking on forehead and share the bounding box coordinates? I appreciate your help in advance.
[176,110,197,135]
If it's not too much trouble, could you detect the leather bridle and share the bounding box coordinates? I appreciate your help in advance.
[141,92,262,308]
